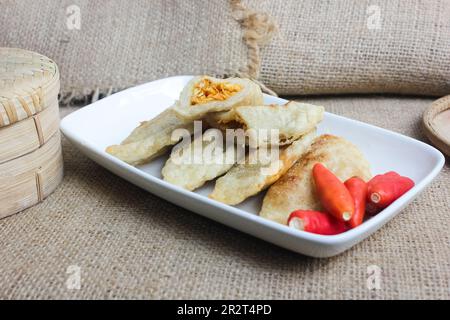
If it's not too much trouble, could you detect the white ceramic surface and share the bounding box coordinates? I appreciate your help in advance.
[60,76,445,258]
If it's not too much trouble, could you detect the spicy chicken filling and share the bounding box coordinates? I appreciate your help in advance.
[190,79,241,106]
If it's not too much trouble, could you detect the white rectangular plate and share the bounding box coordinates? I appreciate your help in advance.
[60,76,445,258]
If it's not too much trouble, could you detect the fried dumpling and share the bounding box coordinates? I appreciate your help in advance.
[206,101,324,146]
[209,130,317,205]
[106,108,194,166]
[161,129,243,191]
[204,109,242,132]
[260,135,372,225]
[173,76,263,120]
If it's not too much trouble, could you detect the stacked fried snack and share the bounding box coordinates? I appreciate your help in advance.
[106,76,371,225]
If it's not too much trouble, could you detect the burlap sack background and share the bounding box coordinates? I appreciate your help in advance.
[1,96,449,299]
[0,0,250,102]
[251,0,450,96]
[1,0,450,99]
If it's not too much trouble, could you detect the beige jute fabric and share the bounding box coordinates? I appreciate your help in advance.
[0,0,252,102]
[2,1,450,100]
[0,96,448,299]
[249,0,450,96]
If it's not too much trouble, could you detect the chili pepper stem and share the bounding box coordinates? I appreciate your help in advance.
[342,212,351,221]
[288,217,305,231]
[370,192,381,204]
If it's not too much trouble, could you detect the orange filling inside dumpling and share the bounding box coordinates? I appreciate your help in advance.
[191,79,241,106]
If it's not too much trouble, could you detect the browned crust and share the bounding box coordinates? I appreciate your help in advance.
[260,134,371,225]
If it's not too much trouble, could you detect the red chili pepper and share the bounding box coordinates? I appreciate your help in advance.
[365,202,381,216]
[288,210,349,235]
[312,163,355,222]
[367,171,415,209]
[344,177,368,228]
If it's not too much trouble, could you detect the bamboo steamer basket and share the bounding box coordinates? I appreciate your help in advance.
[0,133,63,218]
[0,98,59,164]
[0,48,63,219]
[423,95,450,157]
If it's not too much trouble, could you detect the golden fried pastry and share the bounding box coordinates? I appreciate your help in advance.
[209,130,317,205]
[106,108,194,166]
[206,101,324,146]
[204,109,242,132]
[260,135,372,225]
[173,76,263,120]
[161,129,243,191]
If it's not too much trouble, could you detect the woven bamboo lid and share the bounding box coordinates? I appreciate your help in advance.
[423,95,450,157]
[0,48,60,127]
